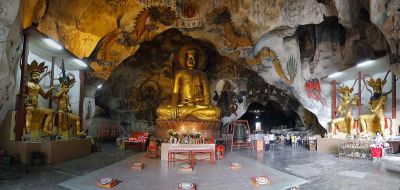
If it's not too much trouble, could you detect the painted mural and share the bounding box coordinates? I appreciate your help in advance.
[0,0,394,132]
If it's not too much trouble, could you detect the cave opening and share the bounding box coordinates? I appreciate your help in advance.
[239,101,299,133]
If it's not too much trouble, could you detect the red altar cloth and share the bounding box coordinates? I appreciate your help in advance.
[371,147,382,158]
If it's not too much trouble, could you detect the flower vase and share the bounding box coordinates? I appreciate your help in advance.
[169,136,173,143]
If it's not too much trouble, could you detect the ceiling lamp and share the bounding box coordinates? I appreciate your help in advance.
[328,72,342,79]
[74,58,87,68]
[97,84,102,89]
[43,38,63,50]
[356,60,374,68]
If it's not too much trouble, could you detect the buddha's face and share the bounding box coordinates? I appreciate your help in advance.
[185,50,197,69]
[30,72,40,83]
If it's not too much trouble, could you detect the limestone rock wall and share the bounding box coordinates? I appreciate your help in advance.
[2,0,398,131]
[0,0,23,124]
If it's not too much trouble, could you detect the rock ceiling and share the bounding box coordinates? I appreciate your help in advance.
[19,0,400,128]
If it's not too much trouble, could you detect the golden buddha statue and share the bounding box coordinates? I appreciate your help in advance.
[359,78,392,137]
[330,86,358,137]
[53,74,86,137]
[25,60,54,137]
[156,45,221,121]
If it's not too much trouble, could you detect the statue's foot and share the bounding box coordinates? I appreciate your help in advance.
[77,131,86,136]
[22,134,32,141]
[43,129,53,136]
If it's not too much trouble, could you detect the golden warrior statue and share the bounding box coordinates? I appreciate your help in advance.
[330,86,358,137]
[359,78,392,137]
[156,44,221,121]
[25,60,54,137]
[53,73,86,137]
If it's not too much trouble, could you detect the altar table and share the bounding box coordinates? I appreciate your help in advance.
[161,143,215,161]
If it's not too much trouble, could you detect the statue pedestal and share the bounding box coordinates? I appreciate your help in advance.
[156,120,220,139]
[0,111,91,164]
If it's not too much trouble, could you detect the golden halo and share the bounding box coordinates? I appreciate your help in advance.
[176,43,206,70]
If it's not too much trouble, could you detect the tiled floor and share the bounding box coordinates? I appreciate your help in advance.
[0,143,399,190]
[59,150,308,190]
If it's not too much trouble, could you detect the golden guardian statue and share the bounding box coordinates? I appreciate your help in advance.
[330,86,358,137]
[358,78,392,137]
[53,74,86,138]
[25,60,54,138]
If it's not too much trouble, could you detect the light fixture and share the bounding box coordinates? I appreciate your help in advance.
[74,58,87,67]
[356,60,374,68]
[256,116,259,119]
[43,38,63,50]
[97,84,102,89]
[328,72,342,79]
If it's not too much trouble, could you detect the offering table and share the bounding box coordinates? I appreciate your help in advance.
[161,143,215,161]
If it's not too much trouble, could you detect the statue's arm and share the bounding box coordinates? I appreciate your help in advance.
[171,72,181,119]
[53,89,64,99]
[39,86,54,99]
[370,96,386,112]
[201,73,210,104]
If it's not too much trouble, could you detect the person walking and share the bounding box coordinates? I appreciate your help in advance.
[263,134,270,152]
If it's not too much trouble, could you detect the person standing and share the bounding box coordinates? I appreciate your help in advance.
[269,133,275,150]
[264,134,270,151]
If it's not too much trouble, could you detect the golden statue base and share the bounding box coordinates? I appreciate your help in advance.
[156,119,220,140]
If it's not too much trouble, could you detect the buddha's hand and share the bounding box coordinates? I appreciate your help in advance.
[171,106,178,119]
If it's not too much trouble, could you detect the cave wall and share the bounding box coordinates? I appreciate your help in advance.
[0,0,23,124]
[0,0,397,131]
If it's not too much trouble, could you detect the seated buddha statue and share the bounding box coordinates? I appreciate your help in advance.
[359,78,392,138]
[156,47,221,121]
[330,86,358,137]
[53,74,86,137]
[25,60,54,137]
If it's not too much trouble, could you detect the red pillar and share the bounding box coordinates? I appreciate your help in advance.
[332,80,336,119]
[393,74,396,118]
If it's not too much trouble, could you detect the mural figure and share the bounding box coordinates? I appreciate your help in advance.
[330,86,358,137]
[53,72,86,137]
[134,80,161,124]
[213,80,243,117]
[206,7,252,48]
[304,78,327,106]
[156,44,221,121]
[25,60,54,138]
[359,77,393,138]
